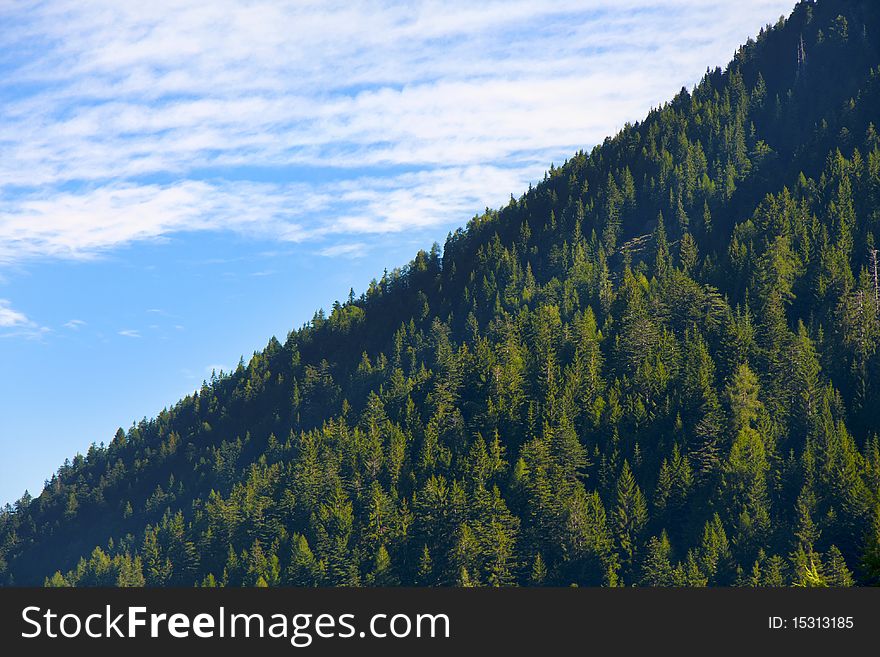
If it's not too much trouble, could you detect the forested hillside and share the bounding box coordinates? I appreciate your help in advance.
[3,0,880,587]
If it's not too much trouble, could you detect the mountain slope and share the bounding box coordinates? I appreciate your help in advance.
[3,0,880,587]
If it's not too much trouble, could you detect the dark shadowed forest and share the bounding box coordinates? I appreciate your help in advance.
[3,0,880,588]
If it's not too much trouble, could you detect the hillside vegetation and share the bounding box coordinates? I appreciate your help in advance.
[3,0,880,587]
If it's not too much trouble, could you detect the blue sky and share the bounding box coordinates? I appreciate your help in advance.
[0,0,795,505]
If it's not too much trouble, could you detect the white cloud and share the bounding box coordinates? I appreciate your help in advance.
[0,181,304,262]
[0,165,531,262]
[318,243,369,258]
[0,299,50,339]
[0,300,29,327]
[118,329,141,338]
[63,319,86,329]
[0,0,796,264]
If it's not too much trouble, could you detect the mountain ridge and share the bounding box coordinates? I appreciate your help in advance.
[3,0,880,587]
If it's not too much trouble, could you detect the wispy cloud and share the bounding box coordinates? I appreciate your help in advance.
[0,299,50,339]
[118,329,141,338]
[0,300,29,328]
[0,0,795,264]
[318,242,369,259]
[63,319,86,329]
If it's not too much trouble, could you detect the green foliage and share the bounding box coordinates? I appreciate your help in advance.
[2,0,880,588]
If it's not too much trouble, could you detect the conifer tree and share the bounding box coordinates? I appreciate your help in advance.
[613,461,648,578]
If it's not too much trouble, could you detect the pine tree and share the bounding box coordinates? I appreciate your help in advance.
[367,546,397,586]
[654,212,671,279]
[726,363,762,433]
[679,231,698,274]
[418,545,434,586]
[861,504,880,585]
[641,532,674,586]
[613,461,648,578]
[823,545,854,586]
[529,553,547,585]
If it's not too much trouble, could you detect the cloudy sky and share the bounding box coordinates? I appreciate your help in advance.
[0,0,795,505]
